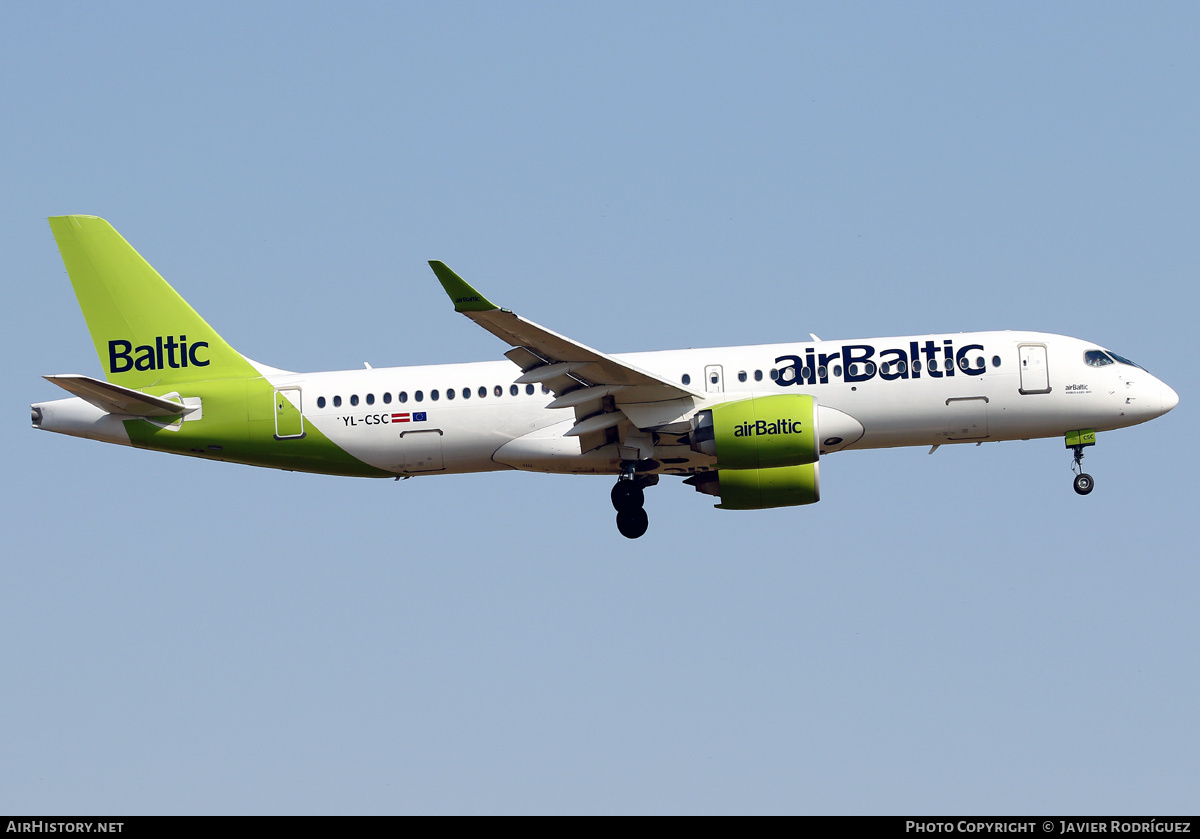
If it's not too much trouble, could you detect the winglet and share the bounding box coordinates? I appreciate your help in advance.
[429,261,498,313]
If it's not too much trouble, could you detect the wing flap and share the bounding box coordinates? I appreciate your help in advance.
[515,361,597,384]
[565,411,625,437]
[504,346,547,373]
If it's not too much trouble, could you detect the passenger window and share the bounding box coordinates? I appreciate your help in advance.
[542,385,550,394]
[510,384,518,396]
[944,359,953,371]
[446,388,454,400]
[480,386,488,398]
[383,392,392,404]
[848,364,858,376]
[461,387,470,399]
[754,370,763,382]
[780,367,795,383]
[431,390,439,401]
[333,395,342,407]
[350,394,359,406]
[897,361,906,374]
[881,363,889,375]
[770,369,778,380]
[526,384,535,395]
[399,392,408,403]
[737,371,747,382]
[366,393,375,405]
[414,391,423,402]
[833,365,843,377]
[865,362,875,376]
[959,357,969,370]
[317,396,326,408]
[494,386,502,397]
[913,360,922,372]
[682,374,691,385]
[817,366,827,378]
[992,355,1001,368]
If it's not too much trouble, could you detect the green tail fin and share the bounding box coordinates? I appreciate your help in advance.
[48,215,259,387]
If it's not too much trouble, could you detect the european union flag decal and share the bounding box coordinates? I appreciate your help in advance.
[414,412,427,422]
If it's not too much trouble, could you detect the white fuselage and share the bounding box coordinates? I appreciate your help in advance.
[36,329,1168,479]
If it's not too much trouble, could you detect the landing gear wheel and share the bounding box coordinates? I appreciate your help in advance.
[611,481,644,512]
[616,507,649,539]
[1073,473,1094,496]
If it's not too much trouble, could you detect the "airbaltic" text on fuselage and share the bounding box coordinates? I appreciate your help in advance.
[773,339,986,385]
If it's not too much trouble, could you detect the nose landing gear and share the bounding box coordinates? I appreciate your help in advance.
[1066,429,1096,496]
[612,464,656,539]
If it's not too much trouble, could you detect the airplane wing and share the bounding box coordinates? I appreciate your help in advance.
[430,262,705,453]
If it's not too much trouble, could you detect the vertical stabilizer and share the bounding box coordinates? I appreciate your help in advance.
[48,215,258,387]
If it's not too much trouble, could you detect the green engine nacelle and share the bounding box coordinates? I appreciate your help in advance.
[689,394,819,470]
[684,463,821,510]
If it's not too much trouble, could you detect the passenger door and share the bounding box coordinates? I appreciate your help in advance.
[1018,345,1051,394]
[273,387,305,439]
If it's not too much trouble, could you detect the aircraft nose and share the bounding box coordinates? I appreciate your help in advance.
[1160,381,1179,414]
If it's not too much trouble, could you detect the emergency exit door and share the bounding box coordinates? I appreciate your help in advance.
[704,365,723,393]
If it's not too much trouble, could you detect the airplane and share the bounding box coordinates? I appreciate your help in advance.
[31,215,1179,539]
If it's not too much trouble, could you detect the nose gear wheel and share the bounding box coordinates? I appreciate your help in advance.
[1070,443,1095,496]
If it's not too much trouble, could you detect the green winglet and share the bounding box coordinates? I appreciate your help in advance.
[429,261,498,313]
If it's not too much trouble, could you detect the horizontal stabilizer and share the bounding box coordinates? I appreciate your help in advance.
[44,374,195,418]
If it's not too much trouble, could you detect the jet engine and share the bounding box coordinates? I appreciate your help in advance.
[686,394,822,509]
[684,463,820,510]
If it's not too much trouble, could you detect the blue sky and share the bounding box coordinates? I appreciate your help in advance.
[2,2,1196,814]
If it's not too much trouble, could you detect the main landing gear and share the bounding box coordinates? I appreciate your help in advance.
[1067,429,1097,496]
[612,464,656,539]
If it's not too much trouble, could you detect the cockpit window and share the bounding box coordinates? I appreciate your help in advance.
[1085,350,1114,367]
[1108,352,1146,371]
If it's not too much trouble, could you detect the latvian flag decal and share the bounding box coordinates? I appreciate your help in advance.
[391,412,427,423]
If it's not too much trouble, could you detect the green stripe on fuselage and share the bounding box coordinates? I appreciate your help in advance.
[122,371,389,478]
